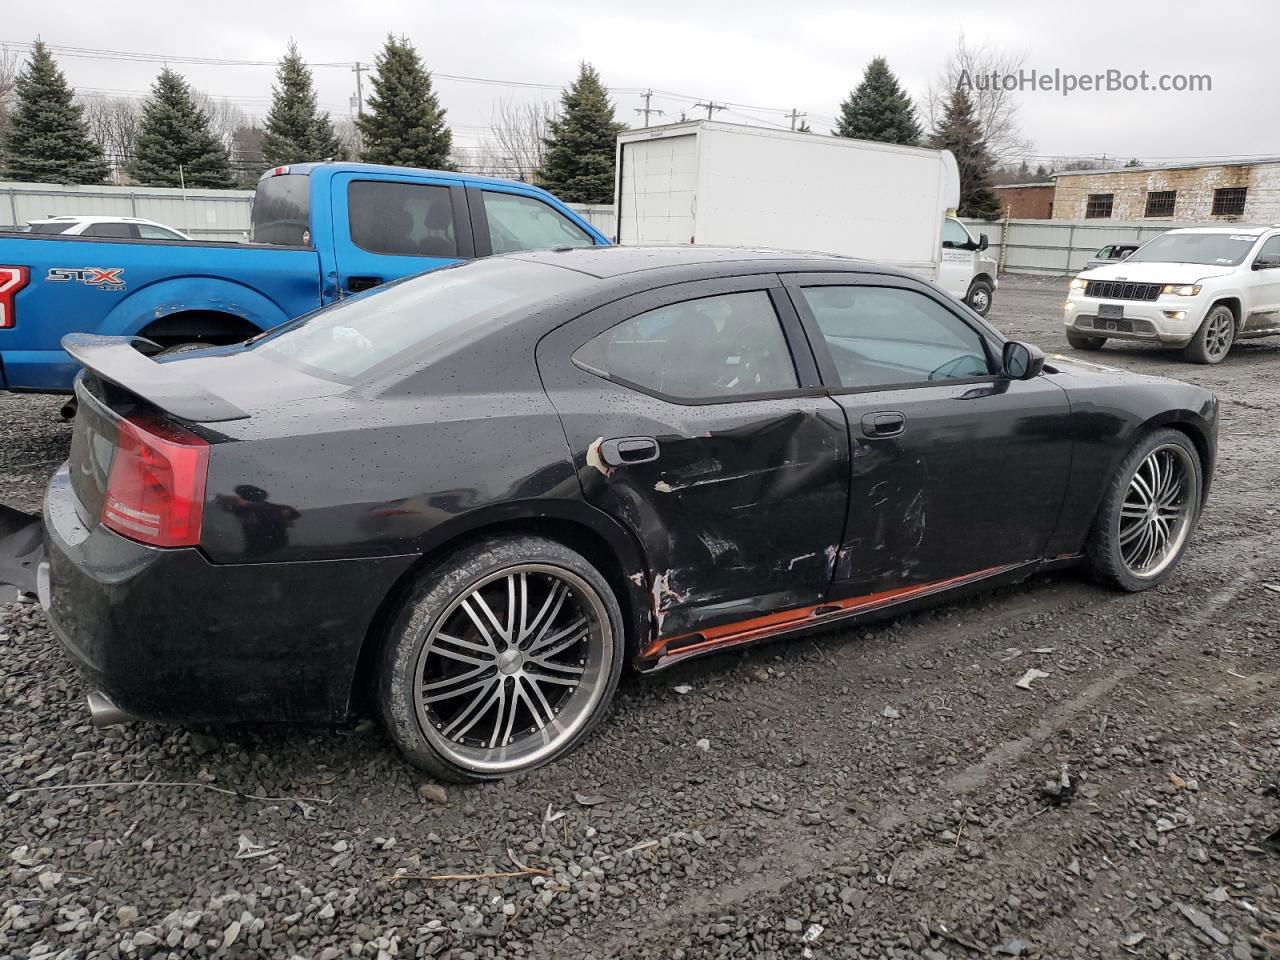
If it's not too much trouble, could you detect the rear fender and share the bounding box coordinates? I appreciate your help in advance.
[100,276,294,338]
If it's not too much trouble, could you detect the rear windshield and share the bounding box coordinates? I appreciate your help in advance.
[253,258,588,380]
[251,174,311,246]
[1126,233,1258,266]
[28,222,74,234]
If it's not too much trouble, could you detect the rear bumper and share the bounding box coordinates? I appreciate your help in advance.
[0,349,78,393]
[40,466,416,724]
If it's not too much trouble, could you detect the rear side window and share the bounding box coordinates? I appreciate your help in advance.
[348,180,457,258]
[251,173,311,246]
[28,222,74,234]
[801,286,991,389]
[138,224,183,240]
[573,291,798,401]
[82,222,140,239]
[483,191,593,254]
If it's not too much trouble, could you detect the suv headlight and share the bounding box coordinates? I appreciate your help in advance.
[1068,277,1087,291]
[1162,284,1201,296]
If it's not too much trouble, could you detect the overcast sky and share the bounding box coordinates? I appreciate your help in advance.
[5,0,1274,166]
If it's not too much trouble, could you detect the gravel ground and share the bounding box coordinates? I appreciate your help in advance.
[3,276,1280,959]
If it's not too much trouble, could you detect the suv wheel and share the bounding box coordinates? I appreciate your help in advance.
[378,536,624,781]
[1085,428,1202,592]
[1067,331,1106,351]
[1183,304,1235,364]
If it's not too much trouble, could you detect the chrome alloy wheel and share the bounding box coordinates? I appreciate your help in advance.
[1204,309,1234,360]
[412,564,613,774]
[1118,443,1199,579]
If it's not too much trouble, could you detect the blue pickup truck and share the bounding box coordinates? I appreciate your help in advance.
[0,162,609,392]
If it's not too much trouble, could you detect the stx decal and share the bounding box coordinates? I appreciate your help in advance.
[46,267,126,290]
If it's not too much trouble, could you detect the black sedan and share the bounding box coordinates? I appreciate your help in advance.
[0,247,1216,781]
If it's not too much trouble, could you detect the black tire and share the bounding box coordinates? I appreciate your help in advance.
[966,279,994,316]
[377,535,625,782]
[1183,304,1235,364]
[1067,330,1106,351]
[1085,428,1203,592]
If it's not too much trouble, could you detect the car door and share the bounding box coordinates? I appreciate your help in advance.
[329,173,474,296]
[937,217,976,297]
[1245,235,1280,334]
[536,274,851,656]
[784,273,1073,604]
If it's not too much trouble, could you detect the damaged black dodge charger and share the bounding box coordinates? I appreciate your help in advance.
[0,247,1217,780]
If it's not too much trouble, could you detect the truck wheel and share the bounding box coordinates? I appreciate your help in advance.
[1085,428,1202,592]
[1183,305,1235,364]
[965,279,994,316]
[378,535,625,782]
[1067,331,1106,351]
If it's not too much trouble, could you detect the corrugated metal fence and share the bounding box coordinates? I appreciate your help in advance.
[0,180,616,243]
[960,218,1204,276]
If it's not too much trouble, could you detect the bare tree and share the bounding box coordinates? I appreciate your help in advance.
[191,92,247,152]
[484,97,555,183]
[333,116,361,161]
[925,35,1034,163]
[0,46,22,143]
[77,94,142,183]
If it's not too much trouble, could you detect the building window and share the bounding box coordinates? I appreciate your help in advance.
[1212,187,1247,217]
[1144,190,1177,218]
[1085,194,1114,219]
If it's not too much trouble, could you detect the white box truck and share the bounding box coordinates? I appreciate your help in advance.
[614,120,999,314]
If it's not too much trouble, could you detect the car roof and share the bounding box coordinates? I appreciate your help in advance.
[506,244,908,280]
[1165,226,1270,236]
[30,216,164,225]
[275,161,568,199]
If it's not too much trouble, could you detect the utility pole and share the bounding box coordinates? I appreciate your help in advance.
[693,100,726,120]
[351,61,368,116]
[785,108,806,131]
[634,89,665,127]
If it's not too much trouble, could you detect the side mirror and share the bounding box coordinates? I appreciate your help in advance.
[1252,255,1280,271]
[977,233,989,252]
[1002,340,1046,381]
[1119,250,1133,260]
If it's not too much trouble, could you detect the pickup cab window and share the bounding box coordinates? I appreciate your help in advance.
[482,191,593,254]
[251,173,311,246]
[348,180,458,258]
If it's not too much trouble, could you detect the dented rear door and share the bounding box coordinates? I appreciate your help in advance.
[536,274,850,653]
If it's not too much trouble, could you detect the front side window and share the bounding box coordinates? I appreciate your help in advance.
[1255,236,1280,261]
[483,191,593,254]
[573,291,798,401]
[347,180,458,258]
[941,219,971,248]
[800,285,991,389]
[138,224,183,240]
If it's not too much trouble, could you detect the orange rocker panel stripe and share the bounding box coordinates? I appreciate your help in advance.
[642,564,1019,663]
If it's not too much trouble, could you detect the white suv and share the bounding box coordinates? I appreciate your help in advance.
[1064,227,1280,364]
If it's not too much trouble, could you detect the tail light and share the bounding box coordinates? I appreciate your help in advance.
[0,266,30,328]
[102,416,209,547]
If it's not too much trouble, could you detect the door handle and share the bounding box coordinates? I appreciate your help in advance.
[860,411,906,439]
[345,275,383,293]
[600,436,660,466]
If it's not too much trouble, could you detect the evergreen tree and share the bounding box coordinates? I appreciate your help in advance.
[537,62,625,203]
[261,42,342,168]
[3,40,107,184]
[129,69,233,188]
[358,35,452,169]
[834,57,922,146]
[928,87,1000,220]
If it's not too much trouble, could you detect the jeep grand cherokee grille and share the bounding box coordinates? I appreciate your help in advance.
[1084,280,1161,301]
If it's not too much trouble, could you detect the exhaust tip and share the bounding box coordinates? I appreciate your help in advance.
[59,398,78,420]
[86,690,133,727]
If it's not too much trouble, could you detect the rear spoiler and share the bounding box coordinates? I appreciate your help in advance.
[61,334,249,423]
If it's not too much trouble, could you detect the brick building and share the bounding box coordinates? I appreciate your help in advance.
[1051,159,1280,223]
[992,182,1054,219]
